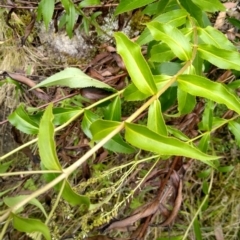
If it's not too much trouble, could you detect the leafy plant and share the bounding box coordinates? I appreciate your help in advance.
[1,0,240,239]
[37,0,103,37]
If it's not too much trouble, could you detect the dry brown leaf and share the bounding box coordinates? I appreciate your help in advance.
[104,199,160,231]
[104,171,183,232]
[217,70,233,83]
[214,11,226,29]
[223,2,237,9]
[105,45,116,53]
[226,28,236,41]
[80,87,112,100]
[90,52,111,66]
[159,178,182,226]
[112,53,126,70]
[101,70,112,77]
[88,67,105,81]
[214,224,224,240]
[2,72,49,100]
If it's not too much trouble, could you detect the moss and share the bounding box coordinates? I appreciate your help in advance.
[130,10,151,32]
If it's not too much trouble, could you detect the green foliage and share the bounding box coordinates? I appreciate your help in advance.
[177,75,240,114]
[148,99,167,135]
[115,0,157,15]
[147,21,192,61]
[114,32,157,95]
[38,104,90,206]
[124,123,218,166]
[37,0,55,28]
[0,160,13,173]
[32,67,115,91]
[12,213,51,240]
[1,0,240,238]
[228,120,240,146]
[191,0,225,12]
[197,44,240,70]
[37,0,102,37]
[38,104,62,171]
[8,104,39,134]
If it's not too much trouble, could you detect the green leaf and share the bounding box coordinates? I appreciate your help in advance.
[179,0,204,27]
[228,80,240,89]
[198,133,210,153]
[198,26,236,51]
[84,114,134,153]
[177,88,196,115]
[38,104,62,171]
[177,74,240,114]
[61,0,70,12]
[104,134,135,153]
[4,195,48,218]
[197,168,211,178]
[212,117,228,129]
[228,120,240,147]
[114,32,157,95]
[199,100,214,131]
[31,67,114,90]
[192,52,203,75]
[198,44,240,71]
[41,171,90,206]
[38,0,54,29]
[104,96,121,121]
[81,110,100,138]
[8,104,39,134]
[155,0,171,14]
[167,126,189,141]
[142,2,159,16]
[191,0,225,12]
[61,180,90,206]
[137,9,188,45]
[52,107,83,125]
[227,17,240,29]
[159,86,177,112]
[125,123,219,166]
[218,165,234,173]
[154,9,188,26]
[59,13,67,28]
[12,214,51,240]
[154,62,182,76]
[123,83,149,101]
[66,3,76,38]
[79,0,100,8]
[202,180,209,195]
[154,75,178,112]
[148,100,167,136]
[193,217,203,240]
[90,120,121,141]
[147,22,192,61]
[150,43,175,62]
[123,75,174,101]
[115,0,156,15]
[0,160,13,173]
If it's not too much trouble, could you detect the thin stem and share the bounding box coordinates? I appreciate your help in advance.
[0,170,62,177]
